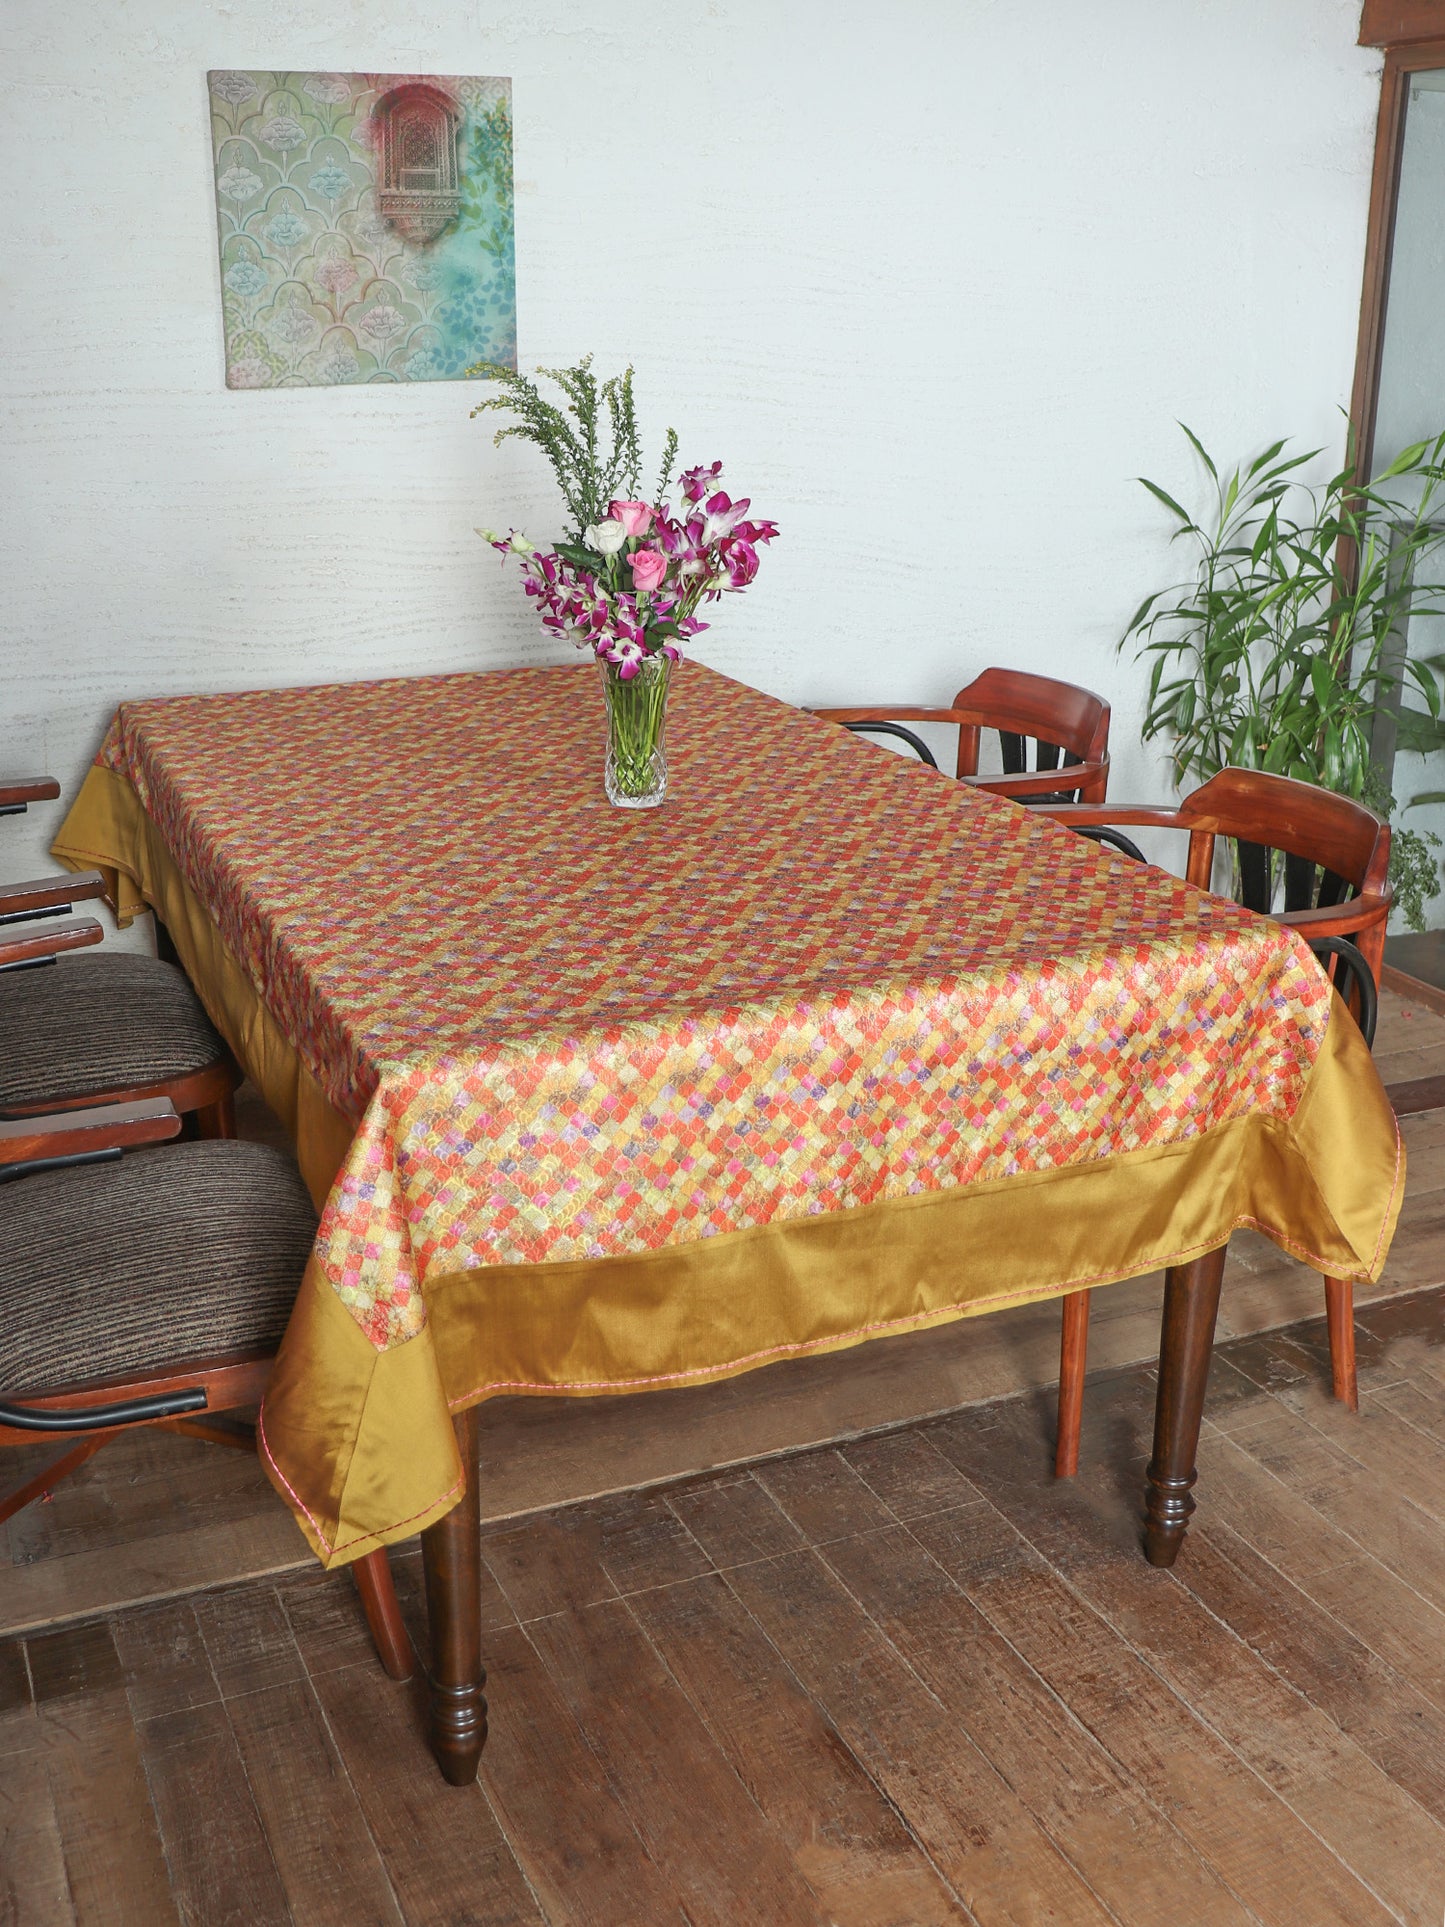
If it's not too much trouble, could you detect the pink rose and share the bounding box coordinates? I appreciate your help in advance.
[608,499,654,538]
[628,547,668,595]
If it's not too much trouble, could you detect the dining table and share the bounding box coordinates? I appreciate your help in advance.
[51,660,1404,1785]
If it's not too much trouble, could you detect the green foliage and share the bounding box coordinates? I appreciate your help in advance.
[656,428,679,506]
[459,101,515,268]
[1126,420,1445,929]
[1360,767,1445,931]
[460,98,513,208]
[1391,824,1443,931]
[465,353,676,540]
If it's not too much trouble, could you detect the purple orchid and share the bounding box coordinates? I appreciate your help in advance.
[696,490,750,546]
[717,535,760,590]
[479,457,775,670]
[599,636,648,678]
[678,461,723,504]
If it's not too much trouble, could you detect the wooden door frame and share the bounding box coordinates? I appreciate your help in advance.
[1360,1,1445,47]
[1350,10,1445,479]
[1356,6,1445,992]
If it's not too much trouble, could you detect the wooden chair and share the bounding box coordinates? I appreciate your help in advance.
[1037,768,1392,1475]
[811,667,1112,803]
[1,774,60,816]
[0,1096,414,1680]
[1,775,240,1135]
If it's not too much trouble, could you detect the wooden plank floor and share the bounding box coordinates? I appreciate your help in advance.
[6,1283,1445,1923]
[4,988,1443,1640]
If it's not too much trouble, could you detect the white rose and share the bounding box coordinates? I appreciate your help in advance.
[585,519,627,556]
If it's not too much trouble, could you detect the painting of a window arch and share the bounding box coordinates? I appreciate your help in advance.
[208,71,515,387]
[375,84,461,243]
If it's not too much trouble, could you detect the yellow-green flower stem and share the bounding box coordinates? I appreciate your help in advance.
[602,654,671,801]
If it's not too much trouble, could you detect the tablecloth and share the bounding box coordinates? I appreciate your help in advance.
[52,664,1403,1564]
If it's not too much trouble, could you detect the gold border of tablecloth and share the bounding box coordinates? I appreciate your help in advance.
[54,765,1405,1567]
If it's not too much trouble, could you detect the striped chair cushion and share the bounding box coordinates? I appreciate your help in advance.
[0,954,228,1108]
[1,1142,318,1394]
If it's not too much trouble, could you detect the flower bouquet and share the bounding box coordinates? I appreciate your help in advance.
[472,356,777,807]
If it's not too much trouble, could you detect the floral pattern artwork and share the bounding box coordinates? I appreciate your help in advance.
[207,71,516,388]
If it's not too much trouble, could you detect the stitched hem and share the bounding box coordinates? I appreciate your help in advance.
[440,1192,1395,1412]
[255,1399,464,1559]
[257,1134,1404,1557]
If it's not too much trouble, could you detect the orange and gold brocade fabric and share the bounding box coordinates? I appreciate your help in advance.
[52,666,1403,1565]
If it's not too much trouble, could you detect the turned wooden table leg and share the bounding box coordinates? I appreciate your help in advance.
[1143,1243,1227,1568]
[421,1405,488,1785]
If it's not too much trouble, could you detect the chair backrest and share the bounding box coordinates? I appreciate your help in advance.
[810,668,1112,803]
[1176,768,1392,993]
[948,668,1111,788]
[1175,769,1390,912]
[1065,770,1389,1043]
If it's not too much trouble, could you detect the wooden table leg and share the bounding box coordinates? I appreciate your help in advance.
[1143,1243,1227,1568]
[421,1405,488,1785]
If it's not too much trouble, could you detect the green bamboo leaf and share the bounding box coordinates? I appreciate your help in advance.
[1404,661,1442,718]
[1137,477,1194,526]
[1378,438,1430,479]
[1177,422,1218,481]
[1396,706,1445,755]
[1122,592,1159,633]
[1254,448,1317,487]
[1341,723,1365,797]
[1244,438,1289,478]
[1320,720,1342,790]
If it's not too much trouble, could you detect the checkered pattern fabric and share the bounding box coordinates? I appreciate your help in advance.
[95,664,1330,1349]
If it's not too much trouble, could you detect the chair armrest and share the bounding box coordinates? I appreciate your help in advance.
[0,870,107,925]
[1299,935,1379,1046]
[0,1386,209,1434]
[1277,896,1392,939]
[0,916,104,968]
[1029,803,1188,829]
[0,1098,182,1168]
[0,776,60,813]
[967,762,1111,800]
[807,705,967,725]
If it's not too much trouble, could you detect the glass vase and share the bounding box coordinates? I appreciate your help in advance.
[600,653,671,808]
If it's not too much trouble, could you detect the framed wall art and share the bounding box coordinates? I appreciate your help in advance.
[208,70,516,388]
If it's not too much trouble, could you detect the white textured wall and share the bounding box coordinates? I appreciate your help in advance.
[3,0,1384,936]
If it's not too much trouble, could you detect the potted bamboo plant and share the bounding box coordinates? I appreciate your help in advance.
[1126,422,1445,927]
